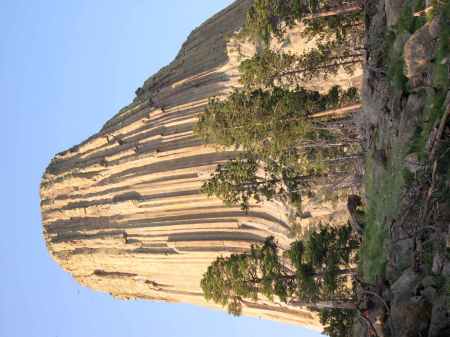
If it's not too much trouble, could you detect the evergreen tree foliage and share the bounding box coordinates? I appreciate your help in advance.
[196,86,359,157]
[196,87,317,152]
[239,1,363,87]
[196,86,360,210]
[241,0,302,44]
[241,0,362,44]
[200,154,276,211]
[305,224,359,298]
[319,308,355,337]
[200,237,293,315]
[239,26,363,89]
[201,223,359,315]
[199,2,366,334]
[239,49,297,89]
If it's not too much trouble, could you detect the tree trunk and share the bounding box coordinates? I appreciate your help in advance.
[301,4,362,21]
[289,299,357,310]
[277,57,363,82]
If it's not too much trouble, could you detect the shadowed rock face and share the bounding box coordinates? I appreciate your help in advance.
[40,0,361,328]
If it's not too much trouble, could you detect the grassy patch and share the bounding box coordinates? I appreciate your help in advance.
[410,92,447,159]
[448,279,450,311]
[360,143,407,282]
[360,0,449,284]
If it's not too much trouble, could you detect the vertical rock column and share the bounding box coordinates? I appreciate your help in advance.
[41,0,360,328]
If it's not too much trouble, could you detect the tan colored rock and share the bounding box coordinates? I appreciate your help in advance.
[404,18,440,85]
[385,0,406,27]
[40,0,362,329]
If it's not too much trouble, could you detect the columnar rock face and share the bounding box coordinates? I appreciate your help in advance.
[40,0,361,328]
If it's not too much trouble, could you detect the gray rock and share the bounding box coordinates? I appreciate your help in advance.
[443,261,450,277]
[400,92,425,141]
[385,0,407,27]
[432,254,445,274]
[390,296,431,337]
[404,18,441,83]
[428,296,450,337]
[393,32,412,56]
[404,152,421,174]
[382,288,393,302]
[391,269,419,296]
[392,239,415,274]
[422,286,437,302]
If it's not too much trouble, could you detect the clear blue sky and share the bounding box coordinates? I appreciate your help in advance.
[1,1,323,336]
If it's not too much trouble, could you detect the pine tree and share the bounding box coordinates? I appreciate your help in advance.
[239,1,364,87]
[196,86,361,211]
[319,308,355,337]
[240,0,301,44]
[200,154,276,211]
[201,223,359,317]
[196,86,359,158]
[239,47,363,89]
[200,237,292,316]
[241,0,363,45]
[201,152,327,211]
[238,28,363,89]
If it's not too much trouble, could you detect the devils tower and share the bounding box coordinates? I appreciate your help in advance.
[40,0,362,328]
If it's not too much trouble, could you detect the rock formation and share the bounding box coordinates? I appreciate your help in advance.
[40,0,361,328]
[359,2,450,336]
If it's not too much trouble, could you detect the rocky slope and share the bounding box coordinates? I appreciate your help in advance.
[358,1,450,336]
[40,0,361,328]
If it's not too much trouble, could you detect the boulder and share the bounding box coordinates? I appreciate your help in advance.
[404,152,421,174]
[400,91,425,141]
[421,286,437,302]
[427,295,450,337]
[385,0,406,27]
[390,296,432,337]
[432,253,445,274]
[391,269,420,296]
[404,18,441,85]
[391,239,415,275]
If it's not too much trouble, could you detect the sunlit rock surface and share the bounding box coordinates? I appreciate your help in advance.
[40,0,361,328]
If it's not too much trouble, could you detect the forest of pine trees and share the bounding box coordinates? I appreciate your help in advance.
[196,2,366,337]
[195,0,450,337]
[200,222,366,337]
[198,1,450,336]
[194,0,363,215]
